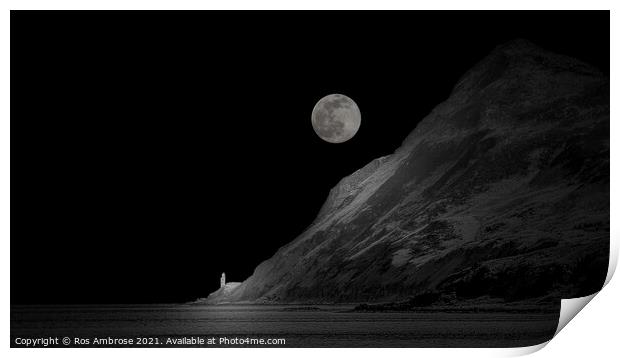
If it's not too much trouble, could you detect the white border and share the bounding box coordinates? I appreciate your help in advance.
[0,0,617,10]
[2,2,617,358]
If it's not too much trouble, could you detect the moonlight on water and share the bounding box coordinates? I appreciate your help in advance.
[311,94,361,143]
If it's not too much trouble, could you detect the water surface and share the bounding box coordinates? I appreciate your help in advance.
[11,304,558,347]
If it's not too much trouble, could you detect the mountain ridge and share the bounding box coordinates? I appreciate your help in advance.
[198,39,609,305]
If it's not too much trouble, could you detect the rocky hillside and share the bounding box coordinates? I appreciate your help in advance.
[201,39,609,305]
[194,283,241,304]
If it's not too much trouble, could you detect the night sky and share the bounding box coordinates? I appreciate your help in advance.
[11,11,609,304]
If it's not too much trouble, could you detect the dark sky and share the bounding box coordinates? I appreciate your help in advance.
[11,11,609,304]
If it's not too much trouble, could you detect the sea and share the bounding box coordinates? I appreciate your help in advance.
[11,304,559,348]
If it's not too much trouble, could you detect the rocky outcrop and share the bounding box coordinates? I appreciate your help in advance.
[201,39,609,305]
[194,282,242,304]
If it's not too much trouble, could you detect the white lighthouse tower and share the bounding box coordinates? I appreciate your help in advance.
[220,272,226,288]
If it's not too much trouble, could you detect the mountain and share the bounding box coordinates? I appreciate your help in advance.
[200,39,609,305]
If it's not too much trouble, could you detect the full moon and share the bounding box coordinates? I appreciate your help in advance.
[311,94,361,143]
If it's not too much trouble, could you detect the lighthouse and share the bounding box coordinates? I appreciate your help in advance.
[220,272,226,288]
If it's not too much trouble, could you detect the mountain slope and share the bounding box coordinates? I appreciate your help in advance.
[203,39,609,305]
